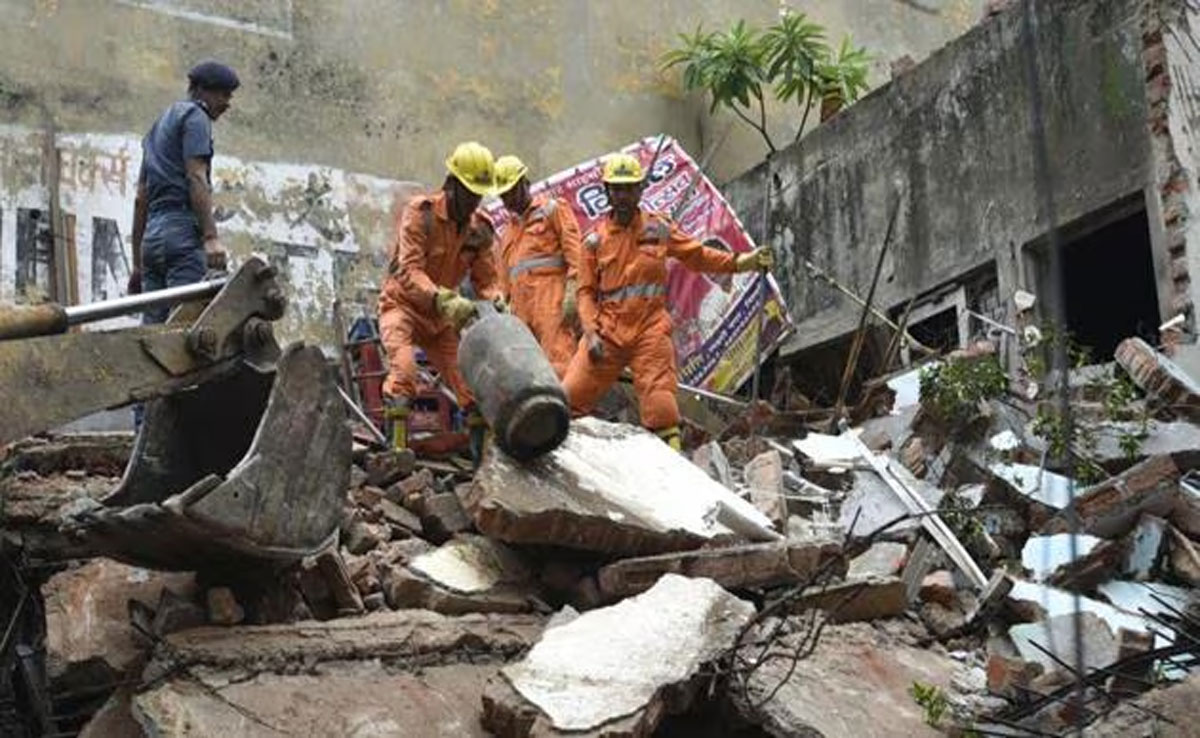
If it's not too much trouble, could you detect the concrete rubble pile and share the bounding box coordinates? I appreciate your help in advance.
[4,336,1200,736]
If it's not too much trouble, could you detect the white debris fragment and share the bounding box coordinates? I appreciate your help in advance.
[793,431,867,471]
[407,536,529,594]
[502,574,754,731]
[989,430,1021,452]
[1021,533,1104,582]
[990,462,1075,509]
[886,366,928,412]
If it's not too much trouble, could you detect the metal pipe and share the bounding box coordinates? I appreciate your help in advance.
[64,277,227,326]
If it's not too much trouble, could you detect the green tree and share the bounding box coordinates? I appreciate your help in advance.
[661,21,777,152]
[661,13,874,153]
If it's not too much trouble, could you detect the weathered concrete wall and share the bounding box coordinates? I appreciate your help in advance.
[0,0,984,349]
[724,0,1154,354]
[0,0,984,185]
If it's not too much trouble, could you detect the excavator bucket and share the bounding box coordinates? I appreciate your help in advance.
[60,342,350,572]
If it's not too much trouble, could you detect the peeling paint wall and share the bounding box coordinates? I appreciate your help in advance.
[0,0,984,185]
[0,0,985,350]
[0,124,417,347]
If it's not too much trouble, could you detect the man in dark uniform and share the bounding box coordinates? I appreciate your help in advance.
[127,60,239,321]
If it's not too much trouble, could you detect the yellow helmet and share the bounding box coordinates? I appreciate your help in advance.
[601,153,645,184]
[493,155,529,195]
[445,141,496,196]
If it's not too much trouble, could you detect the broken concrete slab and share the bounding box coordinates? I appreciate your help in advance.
[1009,611,1119,675]
[383,535,538,614]
[465,418,776,556]
[732,621,956,737]
[1097,580,1194,620]
[128,611,544,738]
[595,541,844,601]
[42,558,195,682]
[1021,533,1104,581]
[1115,337,1200,421]
[133,661,504,738]
[789,576,908,623]
[744,449,787,529]
[837,470,941,536]
[1042,455,1181,537]
[1090,420,1200,465]
[847,541,908,579]
[485,574,753,736]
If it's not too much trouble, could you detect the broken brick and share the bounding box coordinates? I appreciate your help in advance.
[1115,337,1200,421]
[298,550,364,620]
[1167,526,1200,586]
[789,576,908,623]
[744,450,787,529]
[385,467,435,506]
[1041,455,1181,537]
[986,653,1044,698]
[206,587,245,626]
[595,541,844,601]
[419,492,473,543]
[919,570,957,608]
[363,449,416,488]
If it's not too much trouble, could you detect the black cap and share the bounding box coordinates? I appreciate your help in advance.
[187,60,240,92]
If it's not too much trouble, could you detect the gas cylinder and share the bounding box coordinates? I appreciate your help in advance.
[457,302,570,461]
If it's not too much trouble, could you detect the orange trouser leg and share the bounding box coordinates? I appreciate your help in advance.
[562,336,627,417]
[628,316,681,432]
[379,303,418,399]
[420,324,475,408]
[512,276,576,379]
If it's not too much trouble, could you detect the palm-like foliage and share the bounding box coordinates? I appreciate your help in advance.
[661,12,874,152]
[662,21,776,152]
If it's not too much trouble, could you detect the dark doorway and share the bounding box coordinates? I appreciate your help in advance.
[1060,208,1159,362]
[907,307,960,355]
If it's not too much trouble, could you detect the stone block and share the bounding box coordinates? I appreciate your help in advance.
[420,492,474,543]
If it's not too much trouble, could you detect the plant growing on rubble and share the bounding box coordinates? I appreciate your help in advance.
[1023,324,1151,484]
[909,681,949,727]
[918,356,1008,429]
[661,12,873,153]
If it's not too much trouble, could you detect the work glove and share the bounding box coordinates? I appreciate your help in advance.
[435,287,478,330]
[584,329,605,361]
[735,246,774,273]
[491,296,509,314]
[562,278,579,325]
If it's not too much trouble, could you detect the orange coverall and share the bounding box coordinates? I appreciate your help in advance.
[562,209,738,432]
[497,194,582,377]
[378,191,501,405]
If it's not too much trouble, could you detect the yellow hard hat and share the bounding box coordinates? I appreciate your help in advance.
[445,141,497,196]
[493,155,529,195]
[601,153,645,184]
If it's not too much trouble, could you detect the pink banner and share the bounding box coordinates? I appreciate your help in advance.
[484,135,792,393]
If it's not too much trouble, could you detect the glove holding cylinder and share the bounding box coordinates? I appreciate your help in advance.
[435,287,478,330]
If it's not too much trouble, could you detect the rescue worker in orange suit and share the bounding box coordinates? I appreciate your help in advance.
[562,153,773,452]
[492,155,583,378]
[377,141,503,460]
